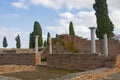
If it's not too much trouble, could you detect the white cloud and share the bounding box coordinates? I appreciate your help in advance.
[30,0,54,7]
[29,0,95,10]
[12,0,120,11]
[10,0,120,40]
[109,10,120,29]
[46,26,66,34]
[108,0,120,10]
[0,13,20,18]
[12,0,29,9]
[60,12,74,20]
[46,11,96,39]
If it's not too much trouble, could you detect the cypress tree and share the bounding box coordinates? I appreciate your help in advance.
[15,34,21,48]
[93,0,114,39]
[47,32,50,46]
[29,21,43,48]
[69,21,75,36]
[3,36,8,48]
[43,40,47,47]
[56,34,58,38]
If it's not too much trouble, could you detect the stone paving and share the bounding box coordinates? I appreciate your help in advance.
[101,72,120,80]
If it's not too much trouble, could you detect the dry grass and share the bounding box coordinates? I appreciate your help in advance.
[1,65,82,80]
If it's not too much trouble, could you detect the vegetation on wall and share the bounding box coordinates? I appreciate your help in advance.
[52,34,79,53]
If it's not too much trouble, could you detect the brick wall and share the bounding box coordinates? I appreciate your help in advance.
[47,54,117,70]
[0,53,41,66]
[0,49,34,54]
[51,35,120,55]
[16,49,34,53]
[96,40,120,55]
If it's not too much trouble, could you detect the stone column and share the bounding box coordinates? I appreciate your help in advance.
[35,35,39,53]
[103,34,108,57]
[89,27,96,53]
[49,37,52,54]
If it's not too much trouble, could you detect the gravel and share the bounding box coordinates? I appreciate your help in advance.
[101,72,120,80]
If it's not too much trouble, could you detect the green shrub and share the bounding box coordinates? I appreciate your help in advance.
[72,49,79,53]
[41,57,47,62]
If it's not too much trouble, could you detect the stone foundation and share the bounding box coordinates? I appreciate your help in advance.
[47,54,117,70]
[0,52,41,66]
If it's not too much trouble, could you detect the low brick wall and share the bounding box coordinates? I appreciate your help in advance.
[16,49,34,53]
[47,54,117,70]
[0,53,41,66]
[0,49,34,54]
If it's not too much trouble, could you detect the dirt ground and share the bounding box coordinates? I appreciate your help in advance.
[1,65,82,80]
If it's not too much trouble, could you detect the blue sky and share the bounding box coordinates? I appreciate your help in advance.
[0,0,120,48]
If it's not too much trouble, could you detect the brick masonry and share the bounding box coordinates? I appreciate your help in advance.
[0,49,41,74]
[51,35,120,55]
[47,54,117,70]
[0,49,34,54]
[0,51,41,66]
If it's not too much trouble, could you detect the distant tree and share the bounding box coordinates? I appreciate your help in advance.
[15,34,21,48]
[56,34,58,38]
[3,36,8,48]
[43,40,47,47]
[93,0,114,39]
[29,21,43,48]
[29,33,34,48]
[47,32,50,46]
[69,21,75,36]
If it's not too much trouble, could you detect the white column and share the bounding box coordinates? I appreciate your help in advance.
[35,35,39,53]
[103,34,108,57]
[49,37,52,54]
[89,27,96,53]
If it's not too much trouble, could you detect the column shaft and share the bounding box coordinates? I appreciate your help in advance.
[103,34,108,57]
[89,27,96,53]
[35,36,39,53]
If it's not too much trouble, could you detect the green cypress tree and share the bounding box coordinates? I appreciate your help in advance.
[56,34,58,38]
[29,32,34,48]
[47,32,50,46]
[43,40,47,47]
[29,21,43,48]
[15,34,21,48]
[93,0,114,39]
[3,36,8,48]
[69,21,75,36]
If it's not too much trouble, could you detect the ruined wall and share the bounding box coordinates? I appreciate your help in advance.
[16,49,34,53]
[0,53,41,66]
[51,34,120,55]
[96,40,120,55]
[47,54,117,70]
